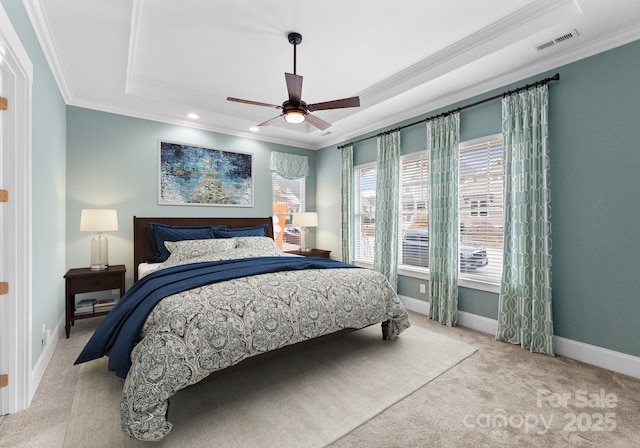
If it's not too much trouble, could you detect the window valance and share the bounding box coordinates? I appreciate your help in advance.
[270,152,309,179]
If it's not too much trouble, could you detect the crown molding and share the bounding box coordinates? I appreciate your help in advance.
[22,0,73,102]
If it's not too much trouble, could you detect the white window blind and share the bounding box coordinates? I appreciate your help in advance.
[354,163,376,262]
[399,152,430,268]
[458,136,504,282]
[272,173,305,250]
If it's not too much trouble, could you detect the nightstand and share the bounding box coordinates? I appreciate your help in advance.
[285,249,331,259]
[64,264,126,338]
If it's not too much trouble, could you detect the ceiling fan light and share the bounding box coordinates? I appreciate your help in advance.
[284,110,306,124]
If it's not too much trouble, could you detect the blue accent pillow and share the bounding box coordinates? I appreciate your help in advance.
[147,223,227,263]
[213,224,268,238]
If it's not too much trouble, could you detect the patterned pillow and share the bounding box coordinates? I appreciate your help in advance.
[236,236,281,254]
[161,238,238,267]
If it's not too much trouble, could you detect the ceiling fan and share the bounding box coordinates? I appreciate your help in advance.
[227,32,360,131]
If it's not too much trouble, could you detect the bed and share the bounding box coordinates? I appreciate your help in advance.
[75,216,410,441]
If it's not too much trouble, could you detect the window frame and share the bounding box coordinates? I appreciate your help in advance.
[353,134,503,294]
[457,133,503,290]
[353,161,377,264]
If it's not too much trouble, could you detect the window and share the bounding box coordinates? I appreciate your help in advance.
[272,173,305,251]
[354,134,504,287]
[398,152,430,269]
[458,135,504,282]
[354,163,376,262]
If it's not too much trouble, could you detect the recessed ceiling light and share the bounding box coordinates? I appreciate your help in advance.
[249,127,259,132]
[187,113,199,119]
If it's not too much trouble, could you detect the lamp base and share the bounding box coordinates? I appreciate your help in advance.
[90,232,109,270]
[300,227,311,252]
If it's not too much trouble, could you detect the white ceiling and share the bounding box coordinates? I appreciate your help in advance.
[24,0,640,150]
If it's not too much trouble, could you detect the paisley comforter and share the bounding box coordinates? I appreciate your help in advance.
[79,237,410,441]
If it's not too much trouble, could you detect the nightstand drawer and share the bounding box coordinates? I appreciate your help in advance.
[285,249,331,258]
[67,273,122,293]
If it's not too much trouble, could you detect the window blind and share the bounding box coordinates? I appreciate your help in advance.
[458,137,504,282]
[272,173,305,250]
[398,152,430,268]
[354,164,376,262]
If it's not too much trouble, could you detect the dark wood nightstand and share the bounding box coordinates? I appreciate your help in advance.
[285,249,331,259]
[64,265,126,338]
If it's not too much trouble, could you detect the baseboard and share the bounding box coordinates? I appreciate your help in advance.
[30,314,64,400]
[554,336,640,380]
[398,295,429,315]
[400,297,640,380]
[457,310,498,335]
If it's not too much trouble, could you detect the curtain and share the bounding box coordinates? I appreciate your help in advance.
[427,113,460,326]
[269,151,309,179]
[374,131,400,290]
[340,145,354,263]
[497,85,554,356]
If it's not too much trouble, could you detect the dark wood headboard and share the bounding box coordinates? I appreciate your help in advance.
[133,216,274,281]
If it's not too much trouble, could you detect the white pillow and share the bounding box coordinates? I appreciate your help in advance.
[161,237,238,267]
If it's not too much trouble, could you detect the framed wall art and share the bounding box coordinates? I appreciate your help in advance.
[158,140,253,206]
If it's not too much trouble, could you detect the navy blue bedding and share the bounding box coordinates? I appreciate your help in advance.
[74,256,357,378]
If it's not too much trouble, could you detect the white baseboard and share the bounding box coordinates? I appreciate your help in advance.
[457,310,499,335]
[30,314,64,400]
[398,295,429,315]
[554,336,640,380]
[399,296,640,380]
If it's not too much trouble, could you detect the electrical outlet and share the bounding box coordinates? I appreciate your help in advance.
[41,323,46,346]
[419,283,426,294]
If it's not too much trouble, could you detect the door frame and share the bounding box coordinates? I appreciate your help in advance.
[0,4,34,415]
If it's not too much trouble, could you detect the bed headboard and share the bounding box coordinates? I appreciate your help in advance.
[133,216,274,281]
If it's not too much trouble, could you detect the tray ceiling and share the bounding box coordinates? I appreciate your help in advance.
[24,0,640,149]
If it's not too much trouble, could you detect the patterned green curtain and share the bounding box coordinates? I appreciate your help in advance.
[269,151,309,179]
[340,145,354,263]
[497,85,554,356]
[427,113,460,326]
[374,131,400,290]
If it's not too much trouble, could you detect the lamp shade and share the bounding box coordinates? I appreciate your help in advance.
[292,212,318,227]
[80,209,118,232]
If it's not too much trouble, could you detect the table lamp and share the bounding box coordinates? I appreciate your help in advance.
[80,209,118,270]
[292,212,318,252]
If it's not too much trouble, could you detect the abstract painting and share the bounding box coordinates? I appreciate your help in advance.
[158,140,253,206]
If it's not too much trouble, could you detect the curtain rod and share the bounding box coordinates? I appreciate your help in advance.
[337,73,560,150]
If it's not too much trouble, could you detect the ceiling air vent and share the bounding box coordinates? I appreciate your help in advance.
[535,29,579,51]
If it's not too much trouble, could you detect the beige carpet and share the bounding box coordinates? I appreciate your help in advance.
[63,325,477,448]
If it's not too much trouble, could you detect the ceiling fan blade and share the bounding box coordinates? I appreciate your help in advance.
[285,73,303,102]
[307,96,360,112]
[305,113,331,131]
[258,114,284,127]
[227,97,281,109]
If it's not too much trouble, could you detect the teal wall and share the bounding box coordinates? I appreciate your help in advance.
[66,107,316,287]
[1,0,67,367]
[317,39,640,357]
